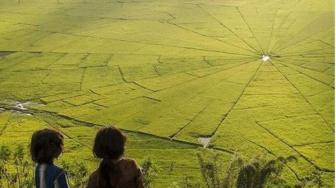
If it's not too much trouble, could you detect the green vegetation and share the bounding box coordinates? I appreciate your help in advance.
[0,145,33,188]
[0,146,325,188]
[180,153,324,188]
[0,145,159,188]
[0,0,334,187]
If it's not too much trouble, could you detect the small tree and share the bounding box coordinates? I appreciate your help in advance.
[141,158,158,188]
[192,153,315,188]
[13,145,34,187]
[0,145,34,188]
[0,145,12,187]
[222,155,244,188]
[60,160,89,187]
[236,156,297,188]
[180,176,201,188]
[197,153,221,188]
[294,170,323,188]
[197,153,245,188]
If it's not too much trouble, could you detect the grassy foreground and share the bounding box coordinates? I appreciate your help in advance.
[0,0,334,187]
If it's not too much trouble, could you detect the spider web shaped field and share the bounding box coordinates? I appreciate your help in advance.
[0,0,334,186]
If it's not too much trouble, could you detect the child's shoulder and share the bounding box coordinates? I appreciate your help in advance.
[118,158,141,176]
[115,158,141,179]
[35,163,67,184]
[118,158,138,168]
[39,163,66,176]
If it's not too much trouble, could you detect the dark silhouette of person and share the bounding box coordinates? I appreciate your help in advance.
[30,129,70,188]
[86,126,144,188]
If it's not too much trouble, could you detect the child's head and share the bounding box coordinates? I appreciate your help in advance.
[30,128,64,164]
[93,126,126,160]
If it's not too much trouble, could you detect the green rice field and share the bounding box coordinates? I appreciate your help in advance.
[0,0,334,187]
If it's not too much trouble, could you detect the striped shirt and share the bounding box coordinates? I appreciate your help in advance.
[35,163,70,188]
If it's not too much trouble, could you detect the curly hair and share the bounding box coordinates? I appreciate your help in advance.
[30,128,64,164]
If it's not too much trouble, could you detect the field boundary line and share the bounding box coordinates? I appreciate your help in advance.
[196,4,260,54]
[276,59,334,89]
[246,138,301,181]
[271,60,333,131]
[255,121,334,172]
[0,103,235,155]
[210,61,263,136]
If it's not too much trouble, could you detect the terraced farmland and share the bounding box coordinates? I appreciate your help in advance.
[0,0,334,186]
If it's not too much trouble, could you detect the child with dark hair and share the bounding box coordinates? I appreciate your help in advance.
[30,128,70,188]
[86,126,144,188]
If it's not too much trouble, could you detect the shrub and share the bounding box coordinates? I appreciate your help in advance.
[0,145,160,188]
[60,160,89,187]
[184,153,322,188]
[141,157,158,188]
[0,145,34,188]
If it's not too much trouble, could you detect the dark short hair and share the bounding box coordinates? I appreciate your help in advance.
[93,126,126,160]
[30,129,64,163]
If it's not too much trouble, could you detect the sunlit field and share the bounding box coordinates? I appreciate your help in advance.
[0,0,334,187]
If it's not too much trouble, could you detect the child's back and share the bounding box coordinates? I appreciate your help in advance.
[86,126,144,188]
[35,163,69,188]
[87,158,143,188]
